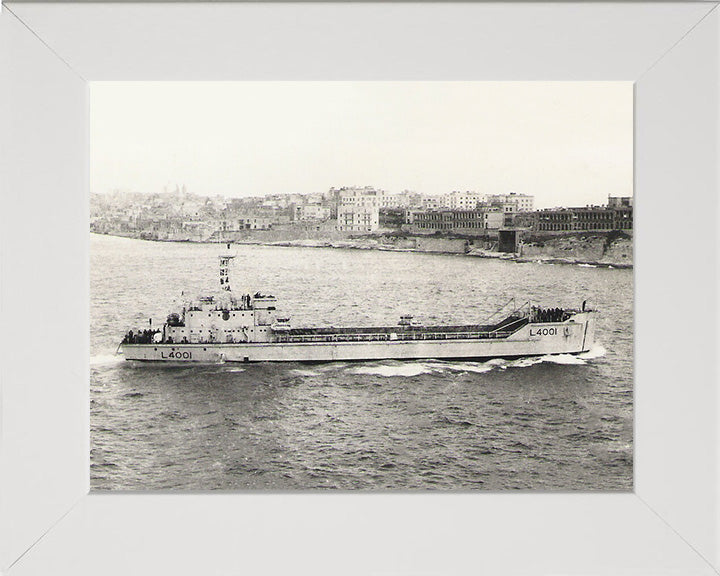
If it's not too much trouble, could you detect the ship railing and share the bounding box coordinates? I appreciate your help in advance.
[274,330,515,344]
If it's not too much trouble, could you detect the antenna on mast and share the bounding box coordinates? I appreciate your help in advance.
[218,242,236,292]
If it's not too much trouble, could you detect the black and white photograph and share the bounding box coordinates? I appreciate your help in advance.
[90,81,633,491]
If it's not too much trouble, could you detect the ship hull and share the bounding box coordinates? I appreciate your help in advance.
[118,313,596,363]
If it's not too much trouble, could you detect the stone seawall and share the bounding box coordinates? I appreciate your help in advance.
[263,232,633,267]
[94,229,632,267]
[517,234,633,267]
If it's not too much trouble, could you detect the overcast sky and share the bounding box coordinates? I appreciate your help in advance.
[91,82,632,209]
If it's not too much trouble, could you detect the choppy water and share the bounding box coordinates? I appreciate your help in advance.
[90,233,633,490]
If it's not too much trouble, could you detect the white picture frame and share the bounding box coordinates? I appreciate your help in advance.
[1,2,719,574]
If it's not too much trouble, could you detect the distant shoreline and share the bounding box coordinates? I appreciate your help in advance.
[92,232,633,269]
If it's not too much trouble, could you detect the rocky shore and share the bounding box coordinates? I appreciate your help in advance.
[96,230,633,269]
[226,232,634,269]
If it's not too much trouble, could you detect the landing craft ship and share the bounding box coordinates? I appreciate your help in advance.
[119,245,596,363]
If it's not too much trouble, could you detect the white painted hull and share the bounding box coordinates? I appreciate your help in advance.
[119,313,596,363]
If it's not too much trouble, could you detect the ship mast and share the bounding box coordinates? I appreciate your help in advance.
[218,243,236,292]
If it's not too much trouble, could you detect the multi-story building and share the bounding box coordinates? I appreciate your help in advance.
[324,188,342,218]
[238,216,274,230]
[419,191,484,211]
[379,190,423,209]
[445,191,484,210]
[611,207,633,231]
[295,204,331,221]
[524,205,633,232]
[608,196,633,208]
[422,195,445,210]
[486,192,534,212]
[336,187,380,232]
[480,200,518,226]
[405,207,504,234]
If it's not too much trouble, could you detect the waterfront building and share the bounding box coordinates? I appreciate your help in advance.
[336,187,380,232]
[405,207,504,234]
[530,205,633,232]
[612,207,633,230]
[238,216,274,230]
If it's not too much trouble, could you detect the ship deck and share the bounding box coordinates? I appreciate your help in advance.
[274,316,529,344]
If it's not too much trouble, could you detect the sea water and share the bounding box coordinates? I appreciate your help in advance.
[90,233,633,490]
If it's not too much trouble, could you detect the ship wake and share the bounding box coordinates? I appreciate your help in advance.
[90,354,125,368]
[346,344,607,377]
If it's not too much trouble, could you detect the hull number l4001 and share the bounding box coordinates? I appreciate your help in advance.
[529,327,558,337]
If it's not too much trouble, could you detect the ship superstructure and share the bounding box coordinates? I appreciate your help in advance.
[119,245,596,363]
